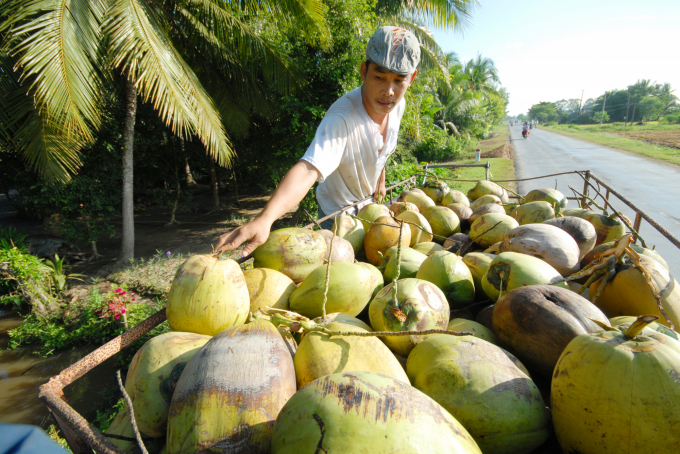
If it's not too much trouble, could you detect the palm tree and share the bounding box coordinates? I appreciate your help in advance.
[464,54,499,98]
[0,0,329,260]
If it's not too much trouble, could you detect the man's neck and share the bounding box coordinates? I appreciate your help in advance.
[360,85,388,126]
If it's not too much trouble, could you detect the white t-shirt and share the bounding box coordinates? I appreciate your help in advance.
[301,87,406,216]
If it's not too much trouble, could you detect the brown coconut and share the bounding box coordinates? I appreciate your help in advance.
[443,233,472,254]
[318,230,355,263]
[543,216,597,260]
[469,203,506,224]
[389,201,419,216]
[492,285,609,377]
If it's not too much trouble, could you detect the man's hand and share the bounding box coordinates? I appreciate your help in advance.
[373,167,386,201]
[214,217,272,256]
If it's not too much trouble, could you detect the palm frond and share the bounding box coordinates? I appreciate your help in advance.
[105,0,233,166]
[376,0,478,32]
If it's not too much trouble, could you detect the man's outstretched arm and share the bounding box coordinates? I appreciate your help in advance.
[214,161,321,256]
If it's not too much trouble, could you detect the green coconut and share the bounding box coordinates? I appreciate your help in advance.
[442,190,470,207]
[382,246,428,283]
[422,180,451,205]
[415,251,475,309]
[396,210,433,245]
[469,203,506,224]
[294,322,409,388]
[253,227,327,283]
[389,201,419,216]
[398,189,436,212]
[469,213,519,247]
[609,316,679,340]
[511,201,555,225]
[368,278,450,356]
[467,180,509,202]
[289,262,382,318]
[407,335,550,454]
[313,312,373,332]
[125,332,211,437]
[412,241,445,256]
[470,194,502,211]
[524,188,567,214]
[481,252,569,302]
[357,203,390,231]
[421,206,461,244]
[503,203,520,216]
[355,262,385,300]
[167,321,296,454]
[551,316,680,454]
[447,318,498,345]
[167,256,250,335]
[106,407,136,453]
[562,209,626,246]
[243,268,296,313]
[271,371,482,454]
[485,242,502,254]
[462,252,496,301]
[332,214,365,253]
[364,215,411,266]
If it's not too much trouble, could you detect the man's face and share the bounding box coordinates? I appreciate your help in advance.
[360,61,417,117]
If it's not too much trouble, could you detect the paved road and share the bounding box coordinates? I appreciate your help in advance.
[510,125,680,275]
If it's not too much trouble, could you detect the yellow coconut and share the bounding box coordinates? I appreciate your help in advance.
[389,201,419,216]
[467,180,509,202]
[125,332,211,437]
[357,203,391,231]
[106,407,136,453]
[462,252,496,301]
[364,215,411,266]
[447,318,498,345]
[332,214,365,253]
[421,206,461,244]
[470,194,502,211]
[469,213,519,247]
[243,268,296,313]
[442,190,470,207]
[398,189,436,212]
[412,241,445,256]
[294,321,409,388]
[511,201,555,225]
[396,209,433,245]
[469,203,506,224]
[317,229,355,263]
[421,180,451,205]
[252,227,327,282]
[313,313,373,332]
[167,256,250,335]
[609,316,679,340]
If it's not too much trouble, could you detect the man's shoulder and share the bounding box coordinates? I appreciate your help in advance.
[325,87,363,119]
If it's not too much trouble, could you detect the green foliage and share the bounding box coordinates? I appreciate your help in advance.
[0,226,28,251]
[591,110,610,124]
[528,102,560,123]
[110,250,185,297]
[47,425,72,452]
[0,246,52,309]
[92,398,126,434]
[44,254,86,292]
[661,114,680,124]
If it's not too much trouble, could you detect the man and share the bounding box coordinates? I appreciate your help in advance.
[214,26,420,256]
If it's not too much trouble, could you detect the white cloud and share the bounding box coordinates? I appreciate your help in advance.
[504,42,523,50]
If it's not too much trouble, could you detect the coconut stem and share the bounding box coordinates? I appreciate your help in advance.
[321,223,338,318]
[493,181,523,201]
[624,315,659,339]
[116,370,148,454]
[391,220,404,309]
[627,248,674,329]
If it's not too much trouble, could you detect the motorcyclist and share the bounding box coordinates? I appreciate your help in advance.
[522,122,529,137]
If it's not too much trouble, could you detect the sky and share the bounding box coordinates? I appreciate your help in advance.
[431,0,680,116]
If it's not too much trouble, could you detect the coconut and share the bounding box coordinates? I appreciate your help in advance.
[407,335,550,454]
[447,318,498,345]
[503,203,519,216]
[500,224,581,276]
[364,215,411,266]
[470,194,502,211]
[476,304,495,332]
[421,180,450,205]
[589,254,680,328]
[389,201,419,216]
[106,406,136,452]
[543,216,597,259]
[420,206,461,243]
[492,285,609,377]
[467,180,509,202]
[313,312,373,332]
[125,332,210,437]
[396,210,433,245]
[443,233,472,254]
[551,316,680,454]
[368,278,450,356]
[398,189,436,212]
[317,229,355,263]
[447,203,474,223]
[294,322,409,388]
[524,188,567,214]
[253,227,327,283]
[289,262,382,318]
[609,316,679,340]
[469,213,519,247]
[581,241,669,270]
[481,252,569,302]
[412,241,445,256]
[271,371,482,454]
[167,256,250,335]
[355,262,385,300]
[243,268,296,313]
[442,190,470,207]
[469,203,506,224]
[357,203,390,231]
[462,252,496,301]
[167,321,296,454]
[416,251,475,309]
[484,242,502,254]
[332,214,365,253]
[381,246,428,283]
[562,209,626,246]
[511,201,555,225]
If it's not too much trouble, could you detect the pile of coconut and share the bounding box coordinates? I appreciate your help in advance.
[104,179,680,454]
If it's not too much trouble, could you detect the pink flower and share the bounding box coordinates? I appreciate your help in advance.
[131,298,135,301]
[116,288,122,293]
[121,308,126,314]
[120,291,126,295]
[115,315,120,320]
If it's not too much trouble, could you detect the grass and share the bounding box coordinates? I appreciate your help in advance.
[543,123,680,166]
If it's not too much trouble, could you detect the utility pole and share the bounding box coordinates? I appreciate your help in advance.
[631,103,637,125]
[578,90,584,116]
[625,91,630,126]
[600,92,607,126]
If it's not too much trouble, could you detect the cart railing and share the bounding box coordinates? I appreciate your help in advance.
[37,171,680,453]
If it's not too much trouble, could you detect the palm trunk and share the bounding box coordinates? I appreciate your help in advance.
[182,139,196,186]
[120,78,137,262]
[209,155,219,207]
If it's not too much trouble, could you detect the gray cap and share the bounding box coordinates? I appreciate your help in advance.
[366,26,421,75]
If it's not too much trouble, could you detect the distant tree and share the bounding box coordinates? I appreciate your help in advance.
[638,97,665,121]
[554,99,580,114]
[528,102,559,123]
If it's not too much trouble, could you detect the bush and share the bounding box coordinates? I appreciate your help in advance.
[660,114,680,124]
[544,121,558,127]
[0,246,55,313]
